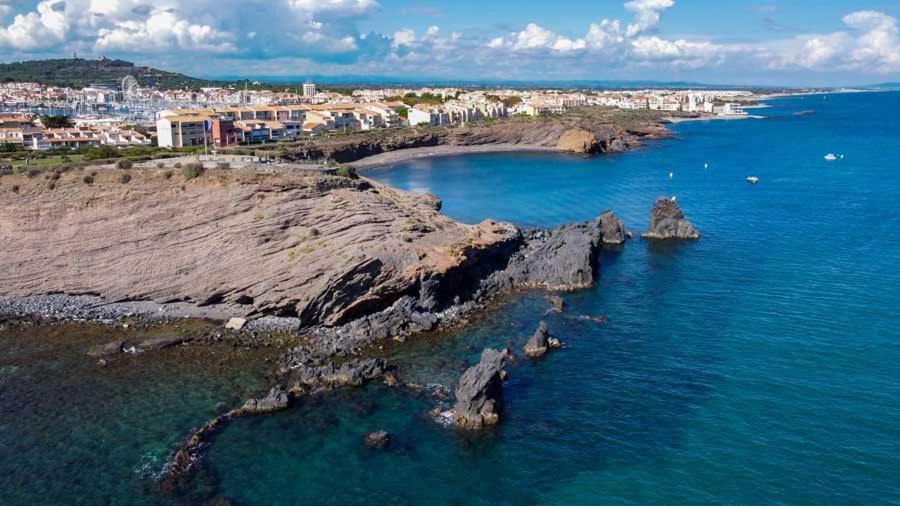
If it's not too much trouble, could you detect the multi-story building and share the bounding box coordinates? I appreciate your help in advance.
[157,115,209,148]
[303,81,316,98]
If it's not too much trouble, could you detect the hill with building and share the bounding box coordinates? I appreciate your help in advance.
[0,58,226,90]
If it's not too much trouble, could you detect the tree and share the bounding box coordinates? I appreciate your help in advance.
[41,115,74,128]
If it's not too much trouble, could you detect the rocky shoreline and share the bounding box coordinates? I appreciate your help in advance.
[274,107,674,166]
[0,116,701,496]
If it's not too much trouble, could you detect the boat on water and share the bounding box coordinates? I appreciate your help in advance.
[824,153,837,161]
[746,176,759,184]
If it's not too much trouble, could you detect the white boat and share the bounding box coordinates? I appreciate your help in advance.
[746,176,759,184]
[704,162,709,169]
[668,172,674,179]
[824,153,837,161]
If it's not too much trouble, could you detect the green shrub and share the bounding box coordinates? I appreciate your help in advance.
[334,165,358,179]
[27,169,39,178]
[163,170,173,180]
[216,162,231,171]
[83,175,94,184]
[120,173,131,184]
[116,159,133,170]
[50,171,61,181]
[156,162,165,168]
[47,181,56,190]
[174,162,182,169]
[11,184,19,193]
[182,163,205,180]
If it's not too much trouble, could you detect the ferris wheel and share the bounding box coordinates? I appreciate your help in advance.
[121,75,140,98]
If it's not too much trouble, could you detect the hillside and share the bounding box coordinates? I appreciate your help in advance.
[0,58,222,90]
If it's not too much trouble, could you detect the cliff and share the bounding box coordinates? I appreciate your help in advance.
[0,167,518,327]
[276,107,673,164]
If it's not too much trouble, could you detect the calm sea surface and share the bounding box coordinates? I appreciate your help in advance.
[2,92,899,504]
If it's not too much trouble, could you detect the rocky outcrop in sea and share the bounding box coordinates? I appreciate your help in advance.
[452,348,509,429]
[523,322,562,358]
[598,210,627,244]
[641,197,700,240]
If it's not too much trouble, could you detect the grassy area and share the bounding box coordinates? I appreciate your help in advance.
[11,155,86,169]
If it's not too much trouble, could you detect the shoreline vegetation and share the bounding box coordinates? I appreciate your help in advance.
[1,104,705,498]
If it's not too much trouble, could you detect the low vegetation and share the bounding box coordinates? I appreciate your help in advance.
[182,163,205,180]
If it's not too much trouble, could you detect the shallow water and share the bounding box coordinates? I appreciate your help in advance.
[4,92,900,504]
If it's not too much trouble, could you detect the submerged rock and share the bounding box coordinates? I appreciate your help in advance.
[363,430,391,449]
[598,210,626,244]
[86,340,124,357]
[544,294,565,314]
[452,348,508,429]
[642,197,700,240]
[136,336,185,351]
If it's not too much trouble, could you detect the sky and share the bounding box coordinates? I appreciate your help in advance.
[0,0,899,86]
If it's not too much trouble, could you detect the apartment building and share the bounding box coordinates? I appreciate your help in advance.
[157,115,209,148]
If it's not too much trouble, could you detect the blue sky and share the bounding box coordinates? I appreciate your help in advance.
[1,0,899,86]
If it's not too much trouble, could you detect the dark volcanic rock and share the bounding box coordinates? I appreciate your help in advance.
[363,430,391,449]
[241,385,290,414]
[598,210,626,244]
[86,340,124,357]
[484,221,603,292]
[453,348,508,429]
[281,347,388,388]
[524,322,551,357]
[642,197,700,240]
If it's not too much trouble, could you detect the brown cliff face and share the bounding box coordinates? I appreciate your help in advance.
[278,107,672,163]
[0,168,517,326]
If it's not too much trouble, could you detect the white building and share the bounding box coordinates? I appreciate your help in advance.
[408,106,449,126]
[303,81,316,98]
[721,103,747,115]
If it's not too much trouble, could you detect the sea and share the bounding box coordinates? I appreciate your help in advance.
[1,91,899,505]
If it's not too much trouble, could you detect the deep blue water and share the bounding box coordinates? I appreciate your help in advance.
[2,92,899,504]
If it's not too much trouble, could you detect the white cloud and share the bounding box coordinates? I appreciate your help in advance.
[0,0,898,80]
[392,28,415,48]
[624,0,674,37]
[768,10,900,73]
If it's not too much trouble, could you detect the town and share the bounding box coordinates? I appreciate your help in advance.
[0,75,756,152]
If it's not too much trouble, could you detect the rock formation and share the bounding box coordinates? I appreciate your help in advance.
[642,197,700,240]
[241,385,290,414]
[0,169,515,326]
[598,210,626,244]
[523,322,563,358]
[524,322,551,357]
[452,348,508,429]
[482,221,604,293]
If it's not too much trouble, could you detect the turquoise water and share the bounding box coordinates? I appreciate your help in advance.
[3,92,900,504]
